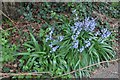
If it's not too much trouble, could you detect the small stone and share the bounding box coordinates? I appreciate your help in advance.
[13,64,17,68]
[10,70,14,72]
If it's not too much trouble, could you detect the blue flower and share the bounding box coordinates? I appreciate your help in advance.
[49,27,54,36]
[83,17,96,32]
[89,38,92,41]
[85,41,91,48]
[49,43,53,48]
[71,35,78,40]
[46,36,49,42]
[71,26,78,34]
[76,30,81,36]
[72,17,96,33]
[72,40,79,49]
[101,28,111,38]
[77,25,83,31]
[89,20,96,32]
[84,17,91,30]
[106,31,111,37]
[45,27,54,42]
[101,31,111,38]
[70,17,97,51]
[46,35,53,42]
[74,21,81,27]
[95,30,101,36]
[71,21,83,40]
[74,17,79,21]
[72,9,76,14]
[58,36,64,41]
[79,46,85,53]
[50,46,59,53]
[84,40,91,48]
[101,28,107,33]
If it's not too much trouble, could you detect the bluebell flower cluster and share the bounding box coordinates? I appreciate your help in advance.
[71,17,96,35]
[45,17,112,54]
[83,17,96,32]
[84,40,91,48]
[95,28,111,40]
[46,27,54,42]
[71,18,111,53]
[77,39,92,53]
[95,30,101,36]
[79,46,85,53]
[101,28,111,38]
[46,27,64,53]
[71,21,83,49]
[72,40,79,49]
[50,45,59,53]
[71,17,96,53]
[57,36,64,42]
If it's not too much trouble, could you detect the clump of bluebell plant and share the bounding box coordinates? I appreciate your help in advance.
[71,17,112,53]
[17,16,115,78]
[46,17,112,54]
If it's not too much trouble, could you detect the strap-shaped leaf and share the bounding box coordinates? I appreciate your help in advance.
[14,52,30,56]
[30,33,40,51]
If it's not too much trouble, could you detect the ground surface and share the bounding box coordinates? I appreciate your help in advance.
[91,62,119,78]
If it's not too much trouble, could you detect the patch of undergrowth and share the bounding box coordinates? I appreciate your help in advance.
[15,16,116,78]
[94,2,120,19]
[0,30,18,64]
[18,2,70,23]
[1,2,119,79]
[18,2,120,23]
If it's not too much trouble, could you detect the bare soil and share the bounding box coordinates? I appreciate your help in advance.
[91,62,119,78]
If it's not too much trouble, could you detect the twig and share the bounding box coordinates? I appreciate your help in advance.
[0,10,15,25]
[4,27,15,31]
[0,72,52,77]
[0,10,19,31]
[52,58,120,78]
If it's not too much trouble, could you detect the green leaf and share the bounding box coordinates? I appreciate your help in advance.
[39,29,44,38]
[74,59,80,70]
[92,51,100,65]
[14,52,30,56]
[28,57,36,69]
[23,43,34,49]
[81,52,88,66]
[33,52,46,54]
[30,33,40,51]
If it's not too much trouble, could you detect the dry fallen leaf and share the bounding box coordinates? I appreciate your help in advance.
[0,26,2,30]
[13,64,17,68]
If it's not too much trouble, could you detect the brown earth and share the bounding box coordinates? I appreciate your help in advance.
[91,62,119,78]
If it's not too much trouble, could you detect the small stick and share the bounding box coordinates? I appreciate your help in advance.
[0,10,19,31]
[0,72,52,77]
